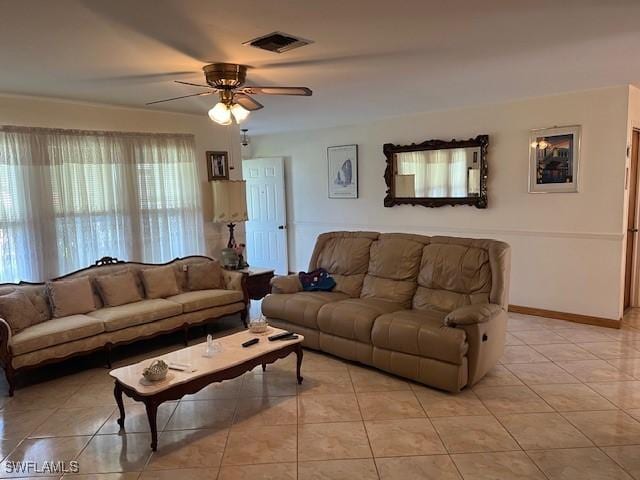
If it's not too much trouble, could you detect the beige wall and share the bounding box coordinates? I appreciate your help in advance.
[252,86,631,320]
[0,93,242,259]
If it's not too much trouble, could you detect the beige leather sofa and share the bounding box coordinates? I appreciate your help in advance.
[0,256,248,395]
[262,232,510,392]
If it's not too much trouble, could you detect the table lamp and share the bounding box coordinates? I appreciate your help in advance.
[211,180,249,249]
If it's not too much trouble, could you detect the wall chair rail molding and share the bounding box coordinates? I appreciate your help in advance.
[288,221,624,321]
[508,305,621,329]
[383,134,489,208]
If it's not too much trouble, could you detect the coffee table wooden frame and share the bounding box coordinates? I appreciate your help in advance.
[113,342,303,451]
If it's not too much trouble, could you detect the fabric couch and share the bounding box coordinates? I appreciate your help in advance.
[262,231,510,392]
[0,256,248,395]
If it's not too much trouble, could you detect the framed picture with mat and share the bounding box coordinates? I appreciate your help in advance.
[207,151,229,181]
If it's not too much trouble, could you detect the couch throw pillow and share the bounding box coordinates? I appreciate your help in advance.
[187,261,223,291]
[141,266,180,299]
[0,290,46,335]
[298,268,336,292]
[95,271,143,307]
[47,276,96,318]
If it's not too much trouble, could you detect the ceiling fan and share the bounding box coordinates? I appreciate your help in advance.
[146,63,312,125]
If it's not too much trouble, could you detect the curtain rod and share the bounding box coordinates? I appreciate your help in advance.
[0,125,195,140]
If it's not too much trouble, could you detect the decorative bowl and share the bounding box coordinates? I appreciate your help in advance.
[142,359,168,382]
[249,317,269,334]
[220,248,240,269]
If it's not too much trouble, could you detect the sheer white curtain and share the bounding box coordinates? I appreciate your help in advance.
[0,126,203,282]
[131,135,203,263]
[397,148,468,197]
[0,130,49,282]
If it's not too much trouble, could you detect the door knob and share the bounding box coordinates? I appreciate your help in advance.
[278,225,286,230]
[629,228,638,233]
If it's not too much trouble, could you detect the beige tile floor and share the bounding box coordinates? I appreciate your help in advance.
[4,310,640,479]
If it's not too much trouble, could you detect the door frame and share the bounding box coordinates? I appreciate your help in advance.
[626,128,640,310]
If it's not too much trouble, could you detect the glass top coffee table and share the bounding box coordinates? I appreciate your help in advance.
[109,327,303,450]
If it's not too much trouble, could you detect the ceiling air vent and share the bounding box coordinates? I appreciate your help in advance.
[243,32,313,54]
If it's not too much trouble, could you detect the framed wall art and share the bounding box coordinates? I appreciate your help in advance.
[206,151,229,181]
[328,144,358,198]
[529,125,581,193]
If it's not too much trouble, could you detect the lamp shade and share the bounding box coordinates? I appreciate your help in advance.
[395,174,416,197]
[211,180,249,223]
[208,102,232,125]
[468,169,481,195]
[231,103,250,123]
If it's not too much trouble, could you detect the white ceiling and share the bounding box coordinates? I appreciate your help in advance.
[1,0,639,134]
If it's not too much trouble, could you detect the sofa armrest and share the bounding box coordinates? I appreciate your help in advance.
[270,274,302,294]
[222,270,243,291]
[222,270,249,305]
[444,303,503,327]
[0,317,12,364]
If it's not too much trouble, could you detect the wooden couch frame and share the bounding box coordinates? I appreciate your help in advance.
[0,256,249,396]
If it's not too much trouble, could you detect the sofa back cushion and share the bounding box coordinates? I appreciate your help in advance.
[187,260,223,291]
[48,277,97,318]
[360,234,428,306]
[0,290,47,334]
[141,266,180,299]
[309,231,378,297]
[30,257,221,309]
[62,264,144,309]
[413,236,510,311]
[0,284,51,321]
[95,271,143,307]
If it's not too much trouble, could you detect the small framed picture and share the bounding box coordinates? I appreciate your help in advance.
[529,125,581,193]
[206,151,229,181]
[328,144,358,198]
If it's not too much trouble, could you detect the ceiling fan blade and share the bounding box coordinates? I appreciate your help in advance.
[234,93,264,111]
[146,91,215,105]
[239,86,312,96]
[175,80,216,89]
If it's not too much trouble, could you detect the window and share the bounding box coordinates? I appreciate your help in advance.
[0,126,204,283]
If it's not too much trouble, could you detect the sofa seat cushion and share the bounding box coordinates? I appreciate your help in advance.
[166,290,244,313]
[89,299,183,332]
[262,292,349,329]
[317,298,404,343]
[371,309,468,365]
[10,315,105,356]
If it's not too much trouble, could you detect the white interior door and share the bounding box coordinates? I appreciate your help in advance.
[242,157,288,274]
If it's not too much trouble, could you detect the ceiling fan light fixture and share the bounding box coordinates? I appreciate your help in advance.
[231,103,250,124]
[146,63,312,124]
[208,102,232,125]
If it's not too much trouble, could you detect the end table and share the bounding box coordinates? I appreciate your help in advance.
[234,267,275,300]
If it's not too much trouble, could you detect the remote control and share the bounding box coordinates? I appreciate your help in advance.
[268,331,295,341]
[242,338,260,348]
[278,334,298,341]
[168,362,192,372]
